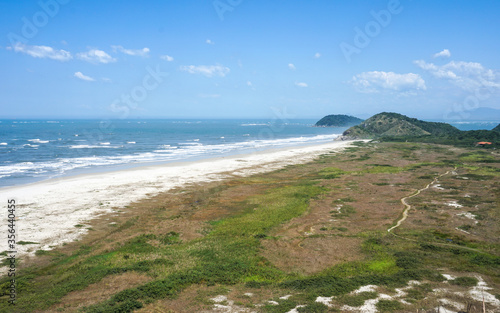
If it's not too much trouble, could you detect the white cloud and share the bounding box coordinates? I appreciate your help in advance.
[102,77,112,83]
[433,49,451,58]
[414,60,455,79]
[288,63,296,70]
[295,82,308,87]
[314,52,321,59]
[180,64,230,77]
[12,43,72,61]
[247,81,253,87]
[350,71,426,94]
[112,45,150,57]
[77,49,116,64]
[206,39,215,45]
[160,55,174,62]
[414,59,500,91]
[74,71,94,81]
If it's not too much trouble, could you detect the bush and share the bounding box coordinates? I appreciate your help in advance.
[450,276,478,287]
[394,252,420,269]
[405,283,432,300]
[470,253,500,266]
[319,167,346,179]
[297,302,329,313]
[263,299,297,313]
[340,291,378,307]
[159,231,181,245]
[376,299,403,312]
[245,281,271,288]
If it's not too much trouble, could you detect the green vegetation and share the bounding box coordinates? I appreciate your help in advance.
[342,112,459,139]
[405,283,432,301]
[458,224,473,231]
[318,167,346,179]
[0,141,498,312]
[297,302,329,312]
[262,299,297,313]
[339,291,378,306]
[376,299,403,312]
[314,114,363,127]
[450,276,478,287]
[332,197,356,204]
[382,130,500,148]
[342,112,500,147]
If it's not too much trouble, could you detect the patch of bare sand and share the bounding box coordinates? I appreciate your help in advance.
[46,272,152,312]
[261,236,362,274]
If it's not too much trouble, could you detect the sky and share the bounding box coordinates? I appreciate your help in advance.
[1,0,500,120]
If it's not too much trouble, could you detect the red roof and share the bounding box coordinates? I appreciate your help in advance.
[477,142,492,145]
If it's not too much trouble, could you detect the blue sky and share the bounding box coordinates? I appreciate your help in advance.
[1,0,500,120]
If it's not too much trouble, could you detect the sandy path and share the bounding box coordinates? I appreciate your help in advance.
[0,141,358,261]
[388,167,456,233]
[386,166,482,254]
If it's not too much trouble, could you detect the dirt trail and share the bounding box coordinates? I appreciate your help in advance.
[388,167,456,233]
[385,166,484,253]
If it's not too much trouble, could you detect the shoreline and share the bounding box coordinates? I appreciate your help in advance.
[0,138,342,190]
[0,140,360,260]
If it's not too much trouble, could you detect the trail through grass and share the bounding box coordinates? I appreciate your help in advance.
[1,142,498,312]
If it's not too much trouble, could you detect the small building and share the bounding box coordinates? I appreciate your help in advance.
[476,141,492,147]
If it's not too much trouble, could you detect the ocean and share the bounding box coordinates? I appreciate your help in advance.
[0,119,348,188]
[446,120,499,131]
[1,119,498,189]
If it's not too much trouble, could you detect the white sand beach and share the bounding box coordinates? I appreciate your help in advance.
[0,140,358,261]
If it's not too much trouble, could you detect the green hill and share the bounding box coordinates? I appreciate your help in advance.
[341,112,499,147]
[314,114,364,127]
[341,112,459,139]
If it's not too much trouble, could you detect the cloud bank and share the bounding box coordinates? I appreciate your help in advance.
[433,49,451,58]
[13,43,72,61]
[74,71,94,81]
[112,45,150,57]
[160,55,174,62]
[351,71,426,94]
[414,59,500,91]
[77,49,116,64]
[180,64,230,77]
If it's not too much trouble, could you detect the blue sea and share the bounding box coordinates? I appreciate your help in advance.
[1,119,498,189]
[0,119,348,188]
[446,121,499,131]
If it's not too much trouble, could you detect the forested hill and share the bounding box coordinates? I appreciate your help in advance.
[314,114,364,127]
[340,112,500,147]
[341,112,459,138]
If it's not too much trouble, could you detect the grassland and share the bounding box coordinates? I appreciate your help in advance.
[0,142,499,312]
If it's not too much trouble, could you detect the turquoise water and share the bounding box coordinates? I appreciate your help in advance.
[447,121,499,131]
[1,119,497,188]
[0,119,346,188]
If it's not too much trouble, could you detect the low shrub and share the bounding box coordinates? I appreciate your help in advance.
[450,276,478,287]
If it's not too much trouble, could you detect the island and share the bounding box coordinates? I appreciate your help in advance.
[314,114,364,127]
[3,112,499,313]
